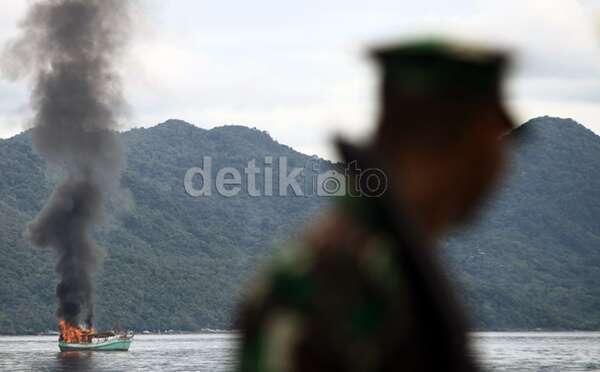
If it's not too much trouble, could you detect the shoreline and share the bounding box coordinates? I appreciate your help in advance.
[0,329,239,337]
[1,330,599,337]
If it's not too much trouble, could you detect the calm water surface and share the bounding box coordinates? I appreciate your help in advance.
[0,334,237,371]
[0,332,599,371]
[472,332,600,371]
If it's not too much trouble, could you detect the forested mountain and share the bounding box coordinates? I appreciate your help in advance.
[445,116,600,330]
[0,117,599,333]
[0,120,330,333]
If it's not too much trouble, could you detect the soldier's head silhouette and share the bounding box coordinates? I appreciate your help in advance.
[363,39,513,236]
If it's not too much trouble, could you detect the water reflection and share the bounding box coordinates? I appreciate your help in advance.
[54,351,95,371]
[27,351,97,372]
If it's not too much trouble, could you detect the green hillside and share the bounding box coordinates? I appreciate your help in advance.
[0,120,331,333]
[1,117,599,333]
[445,116,600,330]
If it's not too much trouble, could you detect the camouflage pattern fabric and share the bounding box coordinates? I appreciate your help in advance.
[237,195,479,372]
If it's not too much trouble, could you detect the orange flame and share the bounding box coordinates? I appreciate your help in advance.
[58,320,96,343]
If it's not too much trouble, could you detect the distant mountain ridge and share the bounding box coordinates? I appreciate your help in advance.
[445,116,600,330]
[0,116,599,333]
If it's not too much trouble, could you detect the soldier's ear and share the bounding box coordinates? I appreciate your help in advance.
[492,104,514,134]
[466,103,513,139]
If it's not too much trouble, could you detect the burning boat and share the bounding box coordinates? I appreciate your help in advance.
[9,0,136,355]
[58,320,133,352]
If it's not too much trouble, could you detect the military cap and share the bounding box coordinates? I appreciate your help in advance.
[372,38,509,100]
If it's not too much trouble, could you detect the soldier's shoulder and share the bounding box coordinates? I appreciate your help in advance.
[242,208,402,313]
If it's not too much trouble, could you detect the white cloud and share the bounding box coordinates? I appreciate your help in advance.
[2,0,600,159]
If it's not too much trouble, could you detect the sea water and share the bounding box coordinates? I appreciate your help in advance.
[0,332,599,371]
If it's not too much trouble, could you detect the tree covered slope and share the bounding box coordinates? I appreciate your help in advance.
[0,117,599,333]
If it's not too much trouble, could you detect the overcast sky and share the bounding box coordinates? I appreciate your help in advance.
[2,0,600,159]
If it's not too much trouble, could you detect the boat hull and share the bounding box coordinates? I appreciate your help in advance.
[59,339,132,352]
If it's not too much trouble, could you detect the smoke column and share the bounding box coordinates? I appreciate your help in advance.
[6,0,132,327]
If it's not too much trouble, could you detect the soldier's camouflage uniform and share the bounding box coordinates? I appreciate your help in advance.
[237,39,508,372]
[237,188,479,372]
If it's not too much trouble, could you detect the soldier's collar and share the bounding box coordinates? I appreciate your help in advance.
[335,138,425,243]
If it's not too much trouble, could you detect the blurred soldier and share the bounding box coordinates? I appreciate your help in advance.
[236,39,513,372]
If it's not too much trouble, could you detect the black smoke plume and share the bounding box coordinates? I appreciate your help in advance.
[5,0,132,327]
